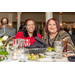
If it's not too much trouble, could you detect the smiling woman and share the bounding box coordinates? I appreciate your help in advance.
[42,18,75,51]
[14,19,41,46]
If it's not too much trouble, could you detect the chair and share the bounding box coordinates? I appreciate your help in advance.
[71,35,75,46]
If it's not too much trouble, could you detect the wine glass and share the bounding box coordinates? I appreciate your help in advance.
[25,39,31,47]
[13,39,19,50]
[18,39,25,48]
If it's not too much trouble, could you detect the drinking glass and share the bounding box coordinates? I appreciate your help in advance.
[62,40,68,52]
[18,48,29,62]
[13,39,19,50]
[54,41,64,59]
[20,39,25,48]
[25,39,30,47]
[18,38,25,48]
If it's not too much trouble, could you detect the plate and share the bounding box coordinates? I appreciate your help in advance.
[28,53,46,61]
[37,58,56,62]
[45,52,56,56]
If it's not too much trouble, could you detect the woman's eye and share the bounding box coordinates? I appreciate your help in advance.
[31,24,35,26]
[28,24,30,26]
[48,24,51,25]
[53,24,56,26]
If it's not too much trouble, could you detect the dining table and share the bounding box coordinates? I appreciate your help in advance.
[1,54,70,62]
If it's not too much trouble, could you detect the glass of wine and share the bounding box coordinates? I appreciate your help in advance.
[25,39,31,47]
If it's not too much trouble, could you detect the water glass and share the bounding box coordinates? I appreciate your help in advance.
[18,48,29,62]
[54,41,64,59]
[18,54,26,62]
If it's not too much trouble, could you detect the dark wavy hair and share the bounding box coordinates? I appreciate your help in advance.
[23,19,37,37]
[1,17,9,25]
[45,18,62,33]
[18,25,25,32]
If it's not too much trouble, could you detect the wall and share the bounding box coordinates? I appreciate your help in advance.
[62,14,75,22]
[53,12,75,22]
[0,12,75,23]
[0,12,10,20]
[21,12,45,22]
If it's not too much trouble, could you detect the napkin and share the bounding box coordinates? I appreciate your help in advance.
[25,37,48,48]
[68,56,75,62]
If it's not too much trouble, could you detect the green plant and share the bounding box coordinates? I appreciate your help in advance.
[0,36,9,60]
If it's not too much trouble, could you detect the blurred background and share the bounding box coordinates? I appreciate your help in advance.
[0,12,75,36]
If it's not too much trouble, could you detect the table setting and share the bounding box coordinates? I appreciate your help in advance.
[0,38,75,62]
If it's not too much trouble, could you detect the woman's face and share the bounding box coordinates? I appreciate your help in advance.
[25,20,35,33]
[48,20,57,34]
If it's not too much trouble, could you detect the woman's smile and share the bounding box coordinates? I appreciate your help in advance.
[50,28,54,30]
[48,20,57,33]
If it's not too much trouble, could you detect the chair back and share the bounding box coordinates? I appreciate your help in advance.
[71,35,75,46]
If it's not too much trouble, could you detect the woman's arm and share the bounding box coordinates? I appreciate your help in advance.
[14,31,24,39]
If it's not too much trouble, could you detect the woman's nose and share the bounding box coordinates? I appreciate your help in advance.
[50,24,53,27]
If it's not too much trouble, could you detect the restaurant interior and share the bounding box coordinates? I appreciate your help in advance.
[0,12,75,36]
[0,12,75,62]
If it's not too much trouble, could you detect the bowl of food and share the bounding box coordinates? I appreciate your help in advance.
[45,47,56,56]
[47,47,55,52]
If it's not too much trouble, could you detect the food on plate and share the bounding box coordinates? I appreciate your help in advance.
[63,54,75,57]
[63,54,71,57]
[28,53,45,60]
[47,47,55,52]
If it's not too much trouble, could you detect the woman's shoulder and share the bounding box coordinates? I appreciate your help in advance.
[14,31,24,39]
[17,31,23,34]
[59,30,69,35]
[16,31,24,35]
[42,34,48,40]
[59,30,70,38]
[37,33,42,39]
[37,33,41,36]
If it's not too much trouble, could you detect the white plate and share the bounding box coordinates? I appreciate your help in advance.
[45,52,56,56]
[37,58,56,62]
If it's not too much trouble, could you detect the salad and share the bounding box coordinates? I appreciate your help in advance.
[47,47,55,52]
[28,53,45,60]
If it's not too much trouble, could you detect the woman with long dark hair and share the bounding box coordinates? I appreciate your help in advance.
[14,19,41,45]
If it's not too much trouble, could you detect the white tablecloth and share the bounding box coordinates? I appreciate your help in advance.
[1,55,70,62]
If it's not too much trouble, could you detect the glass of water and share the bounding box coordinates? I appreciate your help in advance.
[54,41,64,59]
[18,48,29,62]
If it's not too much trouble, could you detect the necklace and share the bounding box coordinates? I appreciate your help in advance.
[48,32,59,47]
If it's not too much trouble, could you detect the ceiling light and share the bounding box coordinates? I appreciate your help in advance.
[60,12,62,14]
